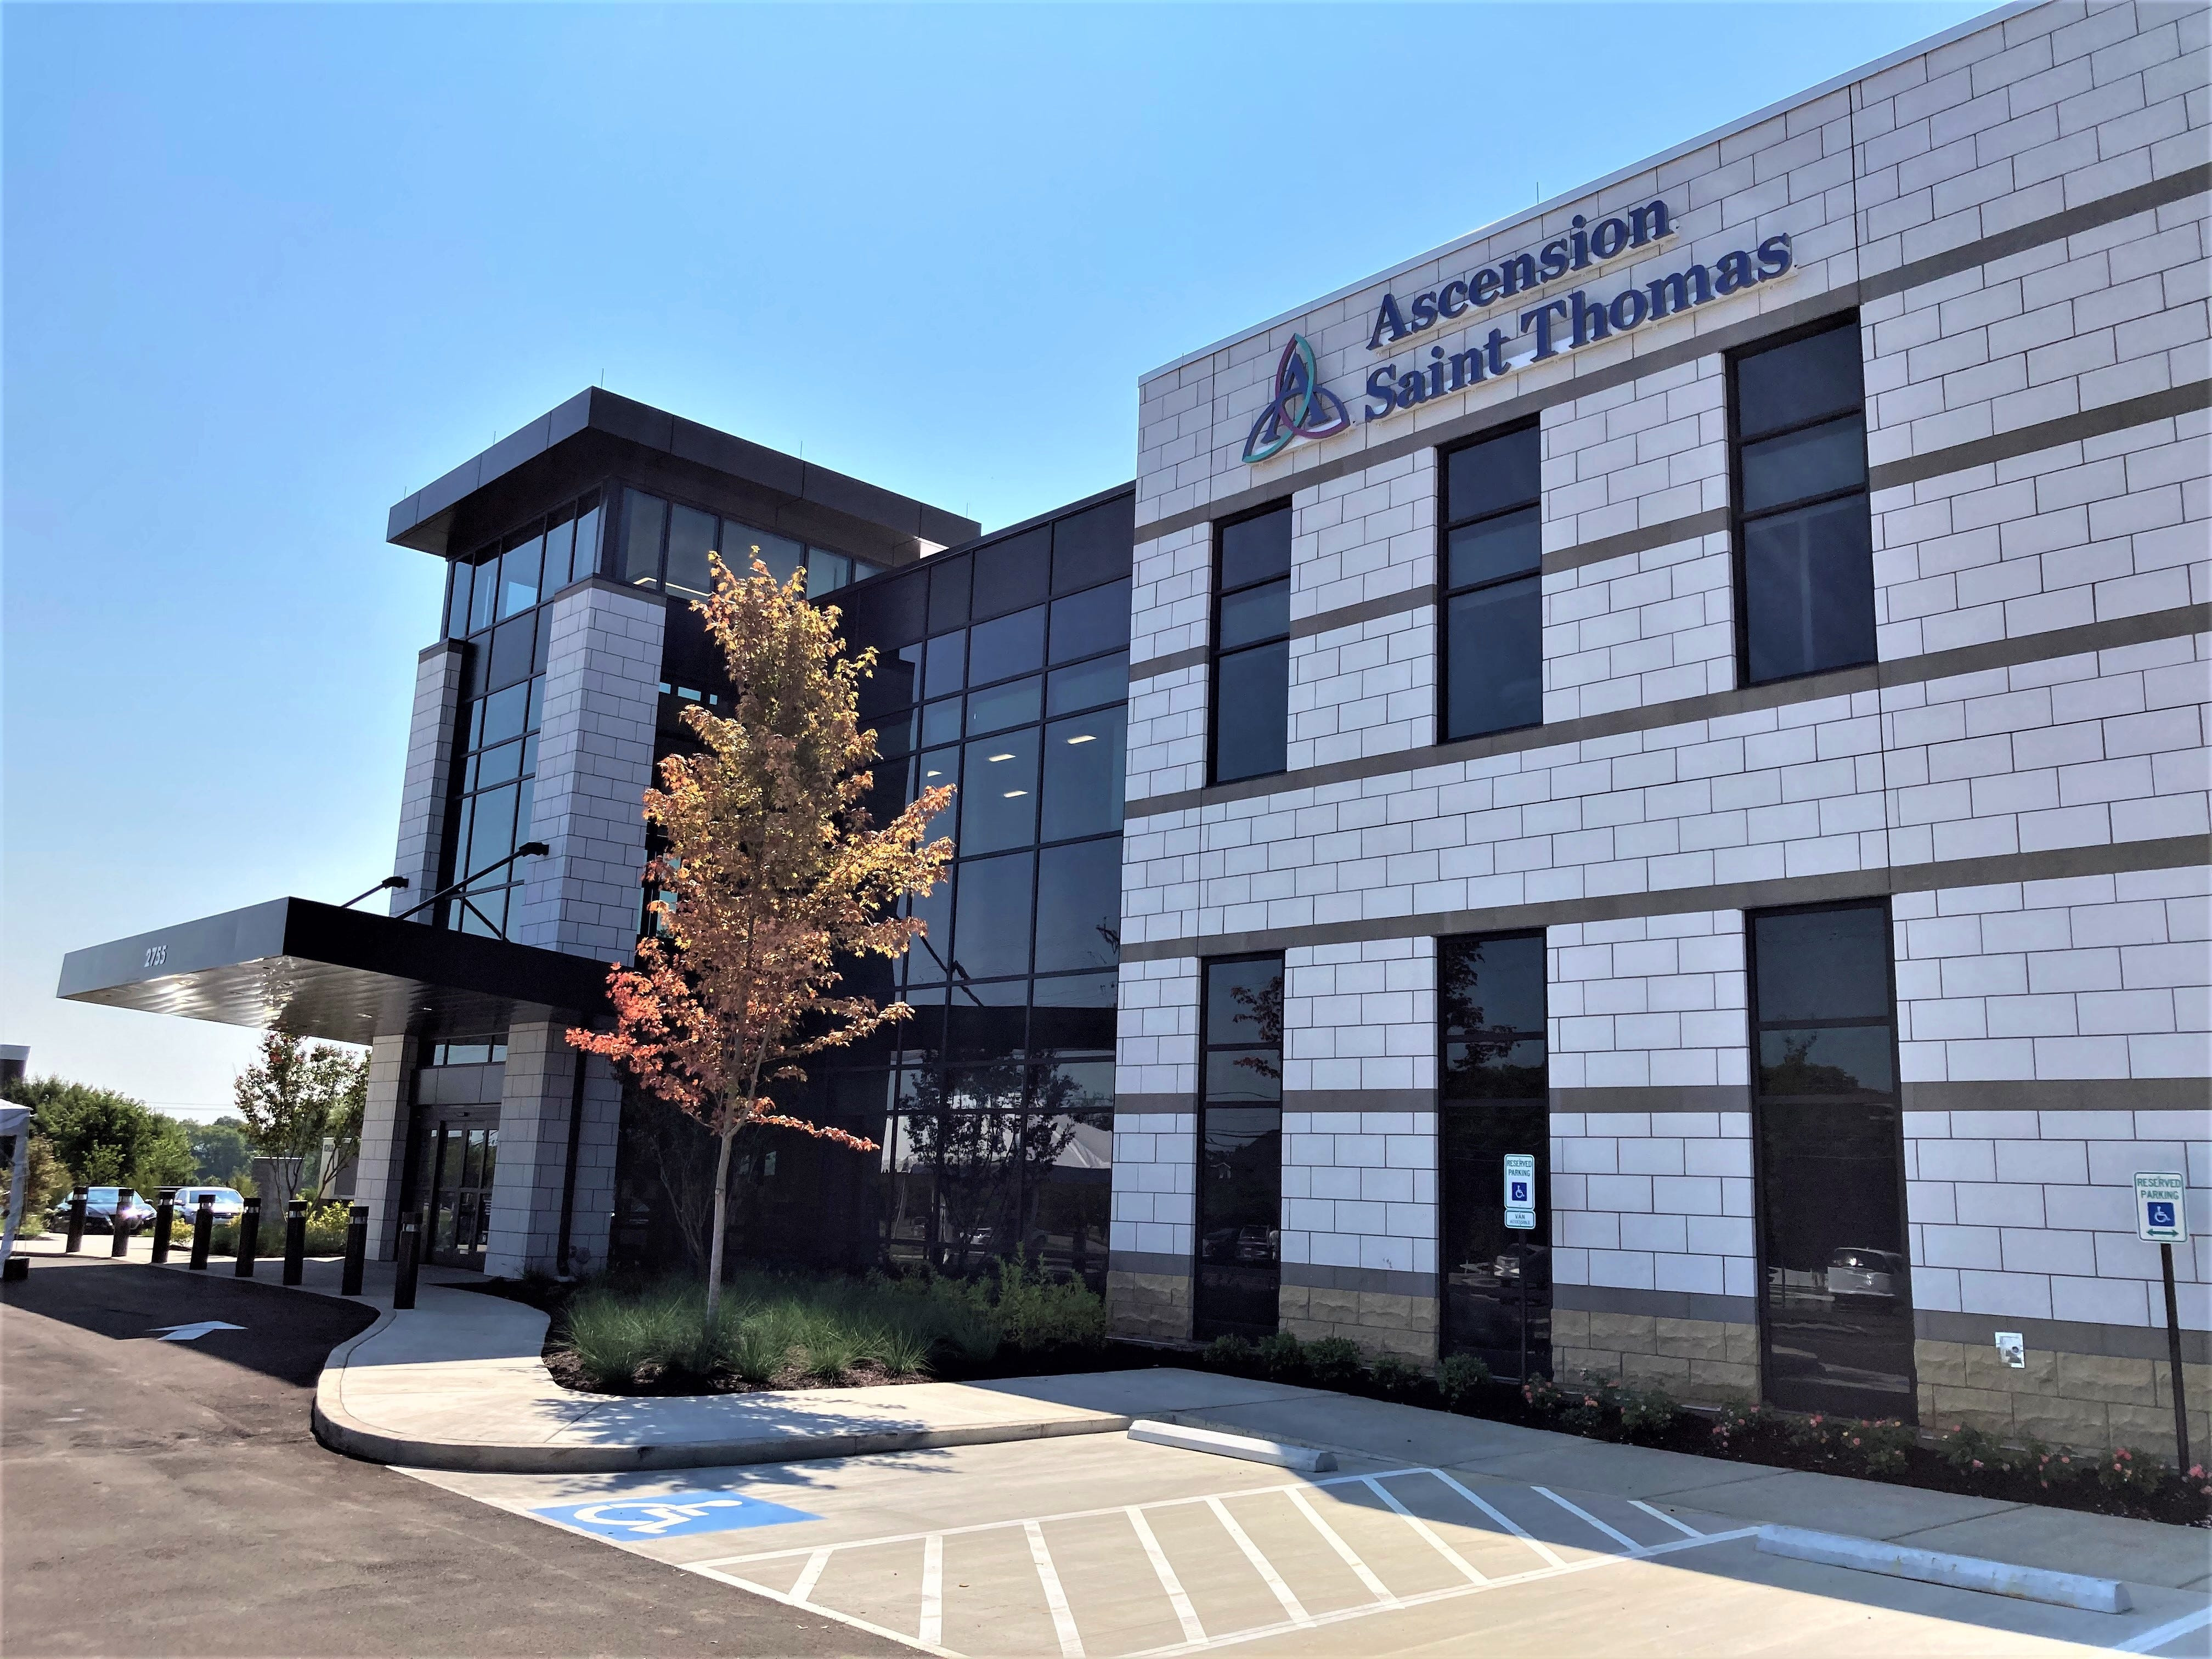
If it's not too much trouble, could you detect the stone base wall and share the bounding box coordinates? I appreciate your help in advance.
[1108,1269,1192,1341]
[1554,1310,1758,1404]
[1280,1285,1437,1364]
[1917,1340,2211,1461]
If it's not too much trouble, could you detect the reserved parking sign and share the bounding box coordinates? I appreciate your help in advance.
[2134,1172,2187,1244]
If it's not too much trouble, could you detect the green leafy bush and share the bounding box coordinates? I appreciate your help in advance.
[1202,1335,1259,1372]
[1302,1338,1367,1389]
[1368,1353,1423,1400]
[1437,1353,1491,1410]
[1255,1331,1309,1383]
[1617,1385,1680,1438]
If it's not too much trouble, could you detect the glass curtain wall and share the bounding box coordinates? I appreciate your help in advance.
[438,490,603,936]
[1748,901,1914,1419]
[614,486,886,602]
[789,493,1135,1291]
[1438,933,1550,1376]
[1195,954,1285,1339]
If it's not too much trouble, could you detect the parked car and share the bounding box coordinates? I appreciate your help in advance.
[1825,1246,1905,1305]
[49,1187,160,1234]
[168,1186,249,1224]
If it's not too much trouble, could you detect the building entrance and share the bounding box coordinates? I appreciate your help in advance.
[1438,934,1550,1378]
[421,1108,500,1270]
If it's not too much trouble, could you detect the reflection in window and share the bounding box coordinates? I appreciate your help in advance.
[1749,901,1913,1420]
[1196,955,1283,1340]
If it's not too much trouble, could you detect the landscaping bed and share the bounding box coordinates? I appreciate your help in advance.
[537,1259,1132,1396]
[1193,1331,2212,1530]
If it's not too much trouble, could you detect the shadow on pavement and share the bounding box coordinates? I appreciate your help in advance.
[0,1255,375,1387]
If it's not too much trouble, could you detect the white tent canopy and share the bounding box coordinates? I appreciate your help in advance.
[0,1101,32,1267]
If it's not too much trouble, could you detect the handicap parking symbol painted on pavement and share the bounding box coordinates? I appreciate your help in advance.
[533,1487,819,1541]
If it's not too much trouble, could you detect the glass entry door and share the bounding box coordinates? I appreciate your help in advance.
[424,1117,499,1269]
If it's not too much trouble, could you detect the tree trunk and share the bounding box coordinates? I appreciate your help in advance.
[703,1124,736,1329]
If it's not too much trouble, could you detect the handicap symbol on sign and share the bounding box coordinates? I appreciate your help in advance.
[1510,1181,1530,1203]
[533,1487,819,1541]
[2147,1201,2176,1229]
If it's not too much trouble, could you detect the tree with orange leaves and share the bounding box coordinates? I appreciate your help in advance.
[569,552,953,1323]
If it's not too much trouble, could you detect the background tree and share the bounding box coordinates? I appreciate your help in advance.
[231,1034,369,1207]
[189,1117,255,1186]
[572,553,953,1325]
[308,1062,366,1202]
[1,1134,70,1231]
[16,1076,193,1193]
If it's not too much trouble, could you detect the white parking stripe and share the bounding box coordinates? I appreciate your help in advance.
[1127,1505,1208,1647]
[691,1467,1439,1569]
[1025,1519,1084,1658]
[1360,1476,1487,1584]
[919,1533,943,1647]
[1284,1486,1397,1605]
[2113,1602,2212,1653]
[1629,1499,1704,1539]
[1530,1485,1641,1551]
[789,1545,832,1605]
[1120,1526,1761,1659]
[1425,1469,1567,1570]
[684,1561,962,1659]
[1204,1496,1312,1627]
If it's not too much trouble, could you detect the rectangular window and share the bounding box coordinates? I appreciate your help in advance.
[1440,423,1542,741]
[1731,318,1875,686]
[1194,953,1283,1341]
[1747,900,1914,1420]
[620,488,667,589]
[1211,505,1290,785]
[1437,932,1549,1377]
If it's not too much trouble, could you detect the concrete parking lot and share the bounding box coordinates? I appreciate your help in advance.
[410,1432,2212,1658]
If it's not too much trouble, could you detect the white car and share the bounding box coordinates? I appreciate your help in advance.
[1825,1246,1904,1305]
[170,1187,249,1224]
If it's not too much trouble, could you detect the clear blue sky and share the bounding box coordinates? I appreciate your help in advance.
[4,2,1985,1117]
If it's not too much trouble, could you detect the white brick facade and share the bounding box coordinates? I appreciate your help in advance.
[1111,0,2210,1447]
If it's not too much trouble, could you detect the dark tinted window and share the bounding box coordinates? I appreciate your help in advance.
[1441,423,1542,742]
[1733,319,1874,686]
[1049,579,1130,663]
[1196,953,1283,1339]
[1052,496,1135,594]
[1738,324,1864,438]
[953,852,1032,979]
[928,556,971,633]
[1041,707,1126,841]
[1218,507,1291,589]
[973,528,1051,618]
[968,606,1046,685]
[1034,839,1121,973]
[620,489,665,586]
[665,504,717,600]
[1212,506,1293,785]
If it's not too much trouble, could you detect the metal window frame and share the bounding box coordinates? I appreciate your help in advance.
[1208,500,1294,787]
[1742,895,1917,1419]
[1726,313,1876,689]
[1436,420,1545,744]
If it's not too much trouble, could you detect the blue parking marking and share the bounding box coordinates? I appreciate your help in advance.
[533,1487,819,1541]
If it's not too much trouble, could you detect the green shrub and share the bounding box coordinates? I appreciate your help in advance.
[1255,1331,1308,1383]
[1202,1334,1259,1372]
[1303,1338,1367,1389]
[1707,1398,1779,1453]
[1437,1353,1491,1410]
[1618,1385,1680,1438]
[1935,1423,2010,1475]
[1367,1353,1423,1400]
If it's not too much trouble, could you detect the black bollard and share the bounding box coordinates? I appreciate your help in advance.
[152,1189,177,1265]
[64,1186,88,1254]
[189,1194,215,1269]
[110,1188,136,1257]
[340,1204,369,1297]
[283,1198,307,1286]
[234,1197,262,1278]
[393,1211,421,1310]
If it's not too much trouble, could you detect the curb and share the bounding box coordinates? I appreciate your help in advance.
[311,1314,1132,1472]
[1756,1523,2134,1614]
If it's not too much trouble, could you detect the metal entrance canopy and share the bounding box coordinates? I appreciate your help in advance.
[57,897,611,1044]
